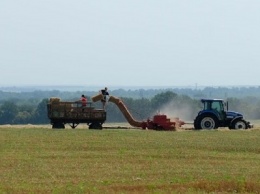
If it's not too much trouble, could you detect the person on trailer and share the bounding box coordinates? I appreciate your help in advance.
[100,87,109,109]
[80,94,87,107]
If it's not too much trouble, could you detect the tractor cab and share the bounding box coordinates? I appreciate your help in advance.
[201,99,226,120]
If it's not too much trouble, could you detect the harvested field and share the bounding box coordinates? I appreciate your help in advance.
[1,124,260,193]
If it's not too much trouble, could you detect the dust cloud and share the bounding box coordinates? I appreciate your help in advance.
[151,100,195,122]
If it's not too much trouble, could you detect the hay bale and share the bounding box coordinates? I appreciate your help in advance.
[49,97,60,103]
[91,93,104,102]
[108,96,120,103]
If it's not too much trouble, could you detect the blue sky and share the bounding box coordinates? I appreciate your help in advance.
[1,0,260,88]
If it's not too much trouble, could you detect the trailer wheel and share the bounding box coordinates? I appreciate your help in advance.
[89,122,102,130]
[194,114,219,130]
[52,122,65,129]
[230,119,247,130]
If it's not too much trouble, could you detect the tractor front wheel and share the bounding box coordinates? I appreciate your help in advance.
[230,120,247,130]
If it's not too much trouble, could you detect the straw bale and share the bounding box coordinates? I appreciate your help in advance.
[49,97,61,103]
[91,93,103,102]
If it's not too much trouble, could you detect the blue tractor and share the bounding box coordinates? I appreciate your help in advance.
[194,99,253,130]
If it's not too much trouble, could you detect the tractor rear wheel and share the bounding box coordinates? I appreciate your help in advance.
[230,119,247,129]
[194,114,219,130]
[194,118,201,130]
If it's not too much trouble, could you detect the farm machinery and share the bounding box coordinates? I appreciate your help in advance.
[194,99,253,130]
[47,98,106,129]
[47,93,252,131]
[95,95,185,131]
[106,96,253,130]
[47,94,185,130]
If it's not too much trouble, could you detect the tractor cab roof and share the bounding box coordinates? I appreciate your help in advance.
[201,99,224,103]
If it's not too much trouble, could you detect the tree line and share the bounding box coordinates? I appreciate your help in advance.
[0,90,260,125]
[2,86,260,100]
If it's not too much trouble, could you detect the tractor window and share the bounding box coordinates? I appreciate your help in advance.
[204,101,211,110]
[211,101,222,112]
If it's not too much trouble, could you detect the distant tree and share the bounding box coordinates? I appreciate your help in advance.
[14,111,32,124]
[151,91,178,110]
[8,104,34,124]
[32,98,49,124]
[0,101,18,124]
[134,98,152,119]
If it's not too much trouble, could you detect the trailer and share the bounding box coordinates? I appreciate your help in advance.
[47,97,106,129]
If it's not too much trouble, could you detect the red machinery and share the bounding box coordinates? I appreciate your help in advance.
[141,114,185,131]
